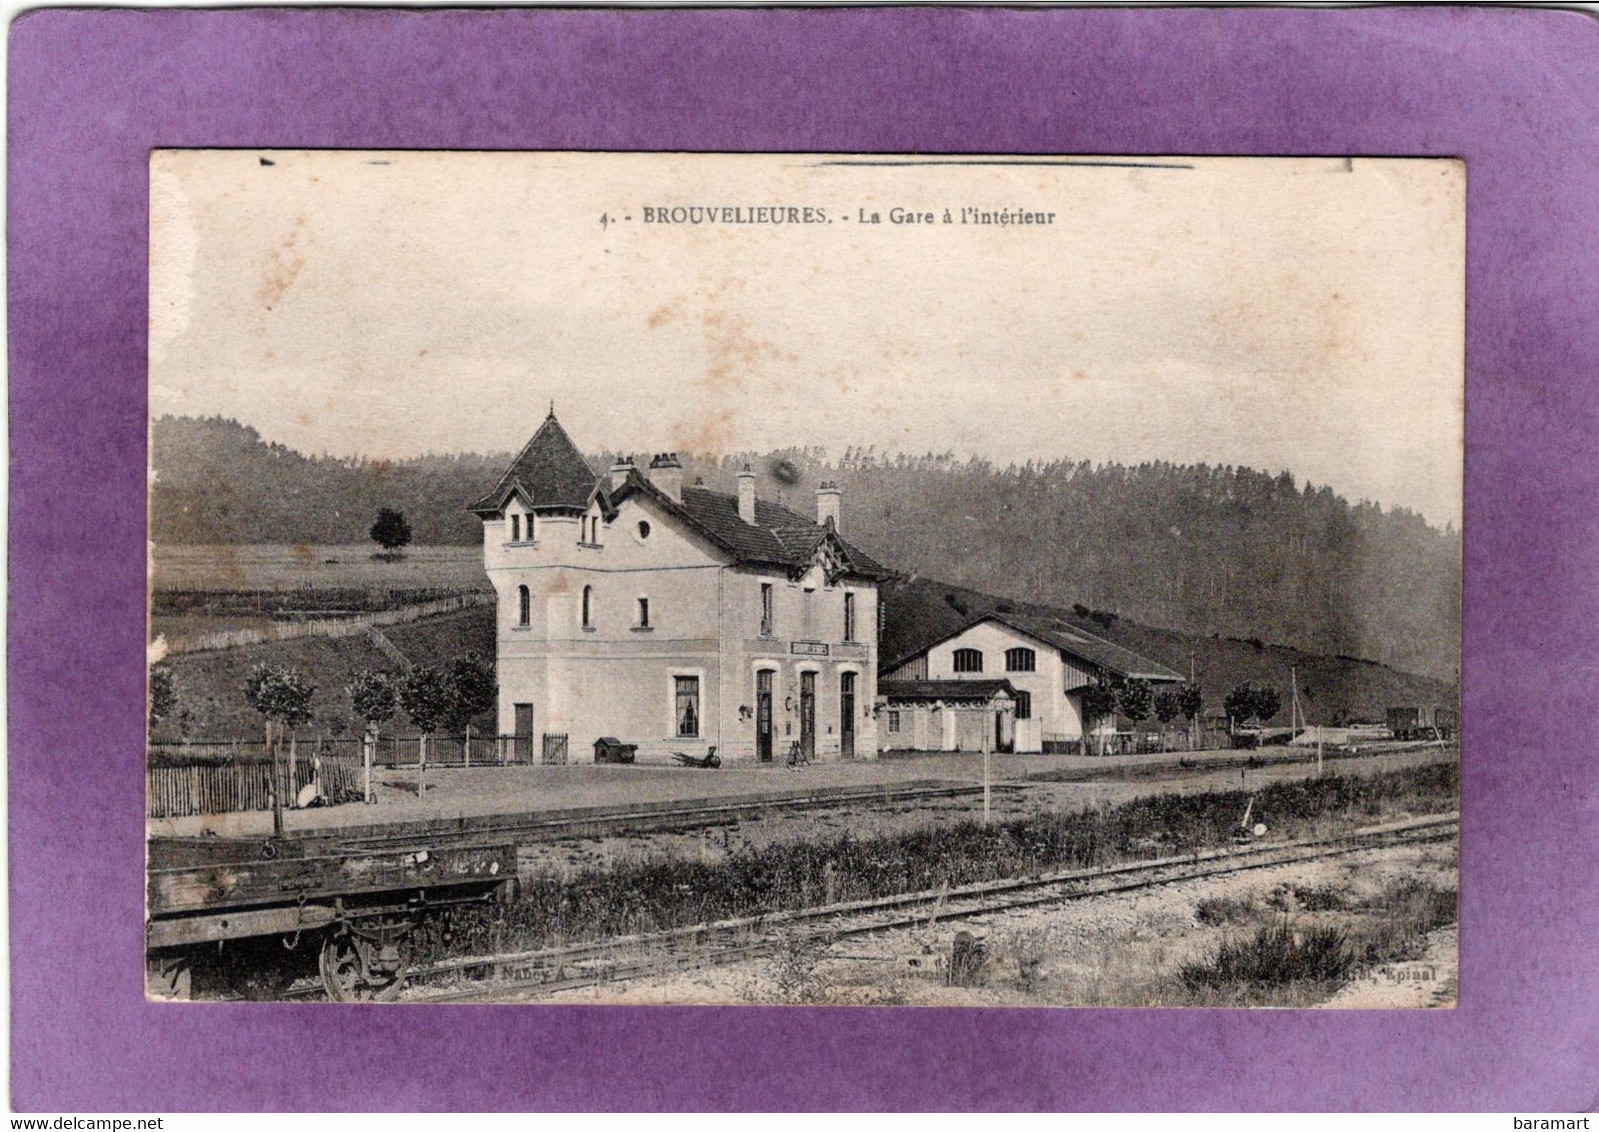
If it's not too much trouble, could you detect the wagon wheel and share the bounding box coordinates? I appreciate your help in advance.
[319,922,410,1002]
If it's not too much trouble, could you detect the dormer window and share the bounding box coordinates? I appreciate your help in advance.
[510,514,521,542]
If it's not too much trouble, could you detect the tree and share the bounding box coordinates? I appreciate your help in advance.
[148,663,176,730]
[348,670,398,731]
[1224,682,1258,729]
[1118,678,1153,729]
[243,663,317,834]
[400,666,453,736]
[400,665,456,797]
[1154,689,1181,725]
[1176,683,1204,724]
[1079,679,1120,755]
[1224,682,1281,730]
[1252,685,1282,725]
[370,507,413,554]
[445,653,497,734]
[347,670,398,804]
[245,663,317,737]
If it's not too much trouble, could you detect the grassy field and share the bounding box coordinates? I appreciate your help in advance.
[150,606,496,738]
[152,544,488,592]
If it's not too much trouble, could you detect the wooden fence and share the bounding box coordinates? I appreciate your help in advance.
[157,592,495,656]
[147,753,364,819]
[148,732,546,818]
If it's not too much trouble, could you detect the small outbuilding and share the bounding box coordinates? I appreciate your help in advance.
[877,579,1183,754]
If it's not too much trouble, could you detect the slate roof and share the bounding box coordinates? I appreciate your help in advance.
[469,415,893,580]
[469,412,604,515]
[671,486,894,580]
[879,679,1019,704]
[880,577,1183,683]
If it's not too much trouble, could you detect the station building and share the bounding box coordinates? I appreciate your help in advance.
[877,579,1183,753]
[471,411,893,764]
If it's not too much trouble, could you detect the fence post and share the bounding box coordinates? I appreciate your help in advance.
[464,723,471,769]
[363,727,375,804]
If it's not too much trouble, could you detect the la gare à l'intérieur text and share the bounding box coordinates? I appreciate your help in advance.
[634,206,1058,227]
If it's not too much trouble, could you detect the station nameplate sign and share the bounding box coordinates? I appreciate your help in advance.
[790,642,830,656]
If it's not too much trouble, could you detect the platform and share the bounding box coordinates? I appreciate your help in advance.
[145,743,1388,842]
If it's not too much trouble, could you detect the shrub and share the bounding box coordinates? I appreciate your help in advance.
[1293,883,1347,912]
[1195,895,1258,926]
[1179,920,1354,991]
[769,937,830,1004]
[1355,878,1458,965]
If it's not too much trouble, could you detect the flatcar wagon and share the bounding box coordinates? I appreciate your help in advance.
[146,837,518,1001]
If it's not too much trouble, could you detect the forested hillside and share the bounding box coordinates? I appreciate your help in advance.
[151,416,1460,679]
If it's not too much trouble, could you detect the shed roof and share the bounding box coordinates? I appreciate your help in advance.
[880,679,1019,704]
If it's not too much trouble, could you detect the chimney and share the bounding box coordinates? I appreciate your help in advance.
[609,456,635,491]
[737,464,757,525]
[817,480,842,530]
[648,452,683,503]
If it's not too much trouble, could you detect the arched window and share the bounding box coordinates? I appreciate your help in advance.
[1005,647,1037,673]
[953,647,983,673]
[582,585,593,628]
[517,585,530,627]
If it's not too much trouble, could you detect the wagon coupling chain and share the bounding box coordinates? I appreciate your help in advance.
[283,896,309,949]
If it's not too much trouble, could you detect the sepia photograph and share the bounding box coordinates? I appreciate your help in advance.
[145,150,1463,1007]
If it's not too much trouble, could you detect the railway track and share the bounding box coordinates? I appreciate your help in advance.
[388,811,1458,1003]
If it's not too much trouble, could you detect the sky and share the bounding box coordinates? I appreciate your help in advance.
[150,151,1464,526]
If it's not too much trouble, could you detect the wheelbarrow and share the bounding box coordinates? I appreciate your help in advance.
[672,746,720,769]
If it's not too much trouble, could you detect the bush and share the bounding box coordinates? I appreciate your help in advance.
[1179,920,1354,991]
[1293,883,1347,912]
[1195,895,1258,926]
[1355,878,1457,965]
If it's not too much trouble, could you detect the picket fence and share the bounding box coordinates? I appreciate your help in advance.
[157,592,495,655]
[147,753,364,819]
[147,732,553,818]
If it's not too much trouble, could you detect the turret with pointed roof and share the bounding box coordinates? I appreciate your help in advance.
[469,409,604,517]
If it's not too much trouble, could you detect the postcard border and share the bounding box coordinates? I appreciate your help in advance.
[10,6,1599,1112]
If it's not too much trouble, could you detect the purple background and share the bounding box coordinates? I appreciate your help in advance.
[9,7,1599,1112]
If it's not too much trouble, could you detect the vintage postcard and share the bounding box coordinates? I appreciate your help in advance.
[145,151,1462,1007]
